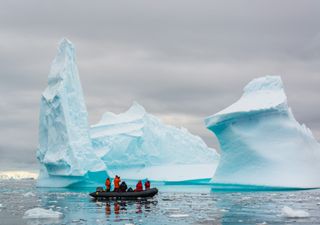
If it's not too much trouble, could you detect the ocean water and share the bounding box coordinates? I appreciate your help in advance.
[0,179,320,225]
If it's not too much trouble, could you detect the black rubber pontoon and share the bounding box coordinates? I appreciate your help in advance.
[89,188,158,199]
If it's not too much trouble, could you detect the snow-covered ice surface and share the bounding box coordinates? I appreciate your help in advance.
[0,171,38,180]
[205,76,320,188]
[91,102,219,181]
[1,179,320,225]
[37,39,219,187]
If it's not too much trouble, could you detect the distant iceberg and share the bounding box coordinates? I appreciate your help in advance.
[205,76,320,188]
[36,39,219,187]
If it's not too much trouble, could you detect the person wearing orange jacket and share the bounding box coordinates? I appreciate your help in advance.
[105,177,111,192]
[114,175,121,192]
[135,180,143,192]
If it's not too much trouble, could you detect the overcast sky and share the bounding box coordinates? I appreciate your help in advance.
[0,1,319,171]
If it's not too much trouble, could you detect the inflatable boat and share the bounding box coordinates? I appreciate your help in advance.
[89,188,158,199]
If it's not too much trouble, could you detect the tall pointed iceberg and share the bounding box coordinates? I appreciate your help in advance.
[205,76,320,188]
[37,39,106,187]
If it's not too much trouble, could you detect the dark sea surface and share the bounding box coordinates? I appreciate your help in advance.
[0,179,320,225]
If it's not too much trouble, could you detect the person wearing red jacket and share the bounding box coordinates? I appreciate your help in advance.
[144,179,150,190]
[135,180,143,192]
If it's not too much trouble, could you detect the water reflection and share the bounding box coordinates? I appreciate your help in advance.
[100,199,158,216]
[105,203,111,215]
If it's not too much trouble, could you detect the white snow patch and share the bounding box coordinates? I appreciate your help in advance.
[281,206,309,218]
[23,208,63,219]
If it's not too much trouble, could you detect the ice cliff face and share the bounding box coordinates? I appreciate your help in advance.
[91,102,219,181]
[37,39,219,187]
[37,39,106,187]
[205,76,320,188]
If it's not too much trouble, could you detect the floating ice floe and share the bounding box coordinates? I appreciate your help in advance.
[23,208,63,219]
[281,206,310,218]
[23,192,36,197]
[169,214,190,218]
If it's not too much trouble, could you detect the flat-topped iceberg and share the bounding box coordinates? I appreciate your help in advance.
[205,76,320,188]
[37,39,219,187]
[91,102,219,181]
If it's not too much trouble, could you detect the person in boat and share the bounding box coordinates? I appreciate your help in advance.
[114,175,121,192]
[105,177,111,192]
[127,187,134,192]
[135,180,143,192]
[144,179,150,190]
[120,181,128,192]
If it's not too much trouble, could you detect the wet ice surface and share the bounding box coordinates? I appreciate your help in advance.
[1,180,320,224]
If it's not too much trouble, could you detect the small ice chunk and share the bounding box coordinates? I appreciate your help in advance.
[96,202,103,206]
[169,214,189,218]
[281,206,309,218]
[23,208,63,219]
[220,208,229,212]
[0,203,3,208]
[23,192,35,197]
[48,200,58,204]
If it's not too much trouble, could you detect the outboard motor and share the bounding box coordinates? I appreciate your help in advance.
[96,187,104,192]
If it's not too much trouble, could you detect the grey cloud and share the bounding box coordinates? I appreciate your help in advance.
[0,0,319,169]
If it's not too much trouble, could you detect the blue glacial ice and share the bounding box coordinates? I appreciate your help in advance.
[36,39,219,187]
[205,76,320,188]
[91,102,219,182]
[37,39,107,187]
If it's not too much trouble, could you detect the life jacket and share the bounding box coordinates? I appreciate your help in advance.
[105,179,111,188]
[114,177,120,188]
[136,181,143,191]
[145,181,150,189]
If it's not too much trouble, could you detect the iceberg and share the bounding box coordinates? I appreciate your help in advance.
[37,39,107,187]
[37,39,219,187]
[205,76,320,188]
[91,102,219,181]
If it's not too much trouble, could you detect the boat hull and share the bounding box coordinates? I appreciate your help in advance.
[89,188,158,199]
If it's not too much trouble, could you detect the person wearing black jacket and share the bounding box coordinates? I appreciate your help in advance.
[120,181,128,192]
